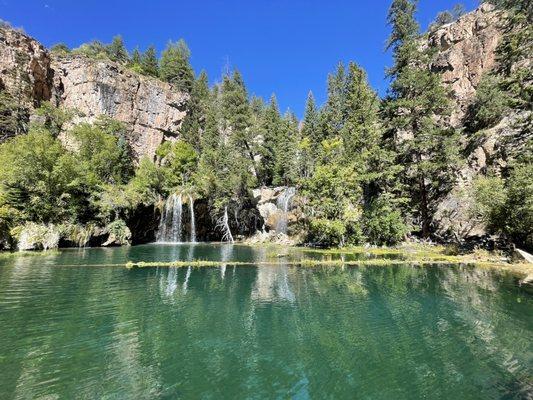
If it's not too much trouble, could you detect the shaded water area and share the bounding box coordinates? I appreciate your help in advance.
[0,244,531,399]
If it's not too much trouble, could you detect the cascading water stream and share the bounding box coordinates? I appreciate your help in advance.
[276,187,296,234]
[157,193,183,243]
[188,194,196,243]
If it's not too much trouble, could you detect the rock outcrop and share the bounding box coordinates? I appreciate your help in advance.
[430,4,530,242]
[428,3,503,126]
[0,27,53,106]
[252,187,301,234]
[52,56,188,159]
[0,27,189,160]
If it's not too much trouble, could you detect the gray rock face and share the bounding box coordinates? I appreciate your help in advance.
[0,27,189,160]
[53,56,189,160]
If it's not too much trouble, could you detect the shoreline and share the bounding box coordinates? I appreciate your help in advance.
[2,241,532,283]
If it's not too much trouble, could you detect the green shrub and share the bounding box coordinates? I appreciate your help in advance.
[467,75,509,131]
[363,197,408,245]
[307,218,347,247]
[106,219,132,245]
[14,222,60,250]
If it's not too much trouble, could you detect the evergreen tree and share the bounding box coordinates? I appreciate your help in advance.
[299,91,320,177]
[140,46,159,78]
[106,35,129,64]
[181,70,210,150]
[273,112,300,185]
[301,91,321,165]
[159,39,194,93]
[131,47,141,65]
[321,62,347,139]
[220,71,257,179]
[384,0,460,238]
[258,95,283,185]
[341,62,381,159]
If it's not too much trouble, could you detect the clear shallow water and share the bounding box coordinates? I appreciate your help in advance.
[0,244,531,399]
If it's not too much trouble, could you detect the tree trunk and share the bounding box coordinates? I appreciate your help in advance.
[419,176,430,239]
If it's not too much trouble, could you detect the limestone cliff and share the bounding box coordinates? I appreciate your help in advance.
[0,27,53,105]
[52,56,188,159]
[0,27,188,160]
[428,3,503,126]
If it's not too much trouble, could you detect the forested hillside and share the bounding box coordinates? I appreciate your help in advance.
[0,0,530,251]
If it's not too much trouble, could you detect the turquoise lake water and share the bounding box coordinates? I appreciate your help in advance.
[0,243,531,399]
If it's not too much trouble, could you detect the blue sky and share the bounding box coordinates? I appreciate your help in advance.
[2,0,478,117]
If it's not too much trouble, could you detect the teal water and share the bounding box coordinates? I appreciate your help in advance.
[0,244,531,399]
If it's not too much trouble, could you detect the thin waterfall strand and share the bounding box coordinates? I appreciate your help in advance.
[276,187,296,234]
[188,194,196,243]
[171,194,183,242]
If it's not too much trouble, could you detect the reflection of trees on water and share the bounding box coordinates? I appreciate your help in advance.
[437,266,532,397]
[252,263,295,303]
[1,259,531,399]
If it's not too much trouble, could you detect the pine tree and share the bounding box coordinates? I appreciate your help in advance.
[341,62,381,158]
[258,94,283,185]
[159,39,194,93]
[220,70,256,177]
[300,91,320,177]
[302,91,321,157]
[131,47,141,65]
[182,70,210,150]
[384,0,460,238]
[140,46,159,78]
[273,111,300,185]
[321,62,347,139]
[106,35,129,64]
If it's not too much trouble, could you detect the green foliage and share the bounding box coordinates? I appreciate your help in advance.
[471,175,507,228]
[429,4,466,31]
[69,120,133,185]
[384,0,460,238]
[159,140,198,190]
[128,157,167,205]
[106,219,132,245]
[504,158,533,249]
[472,154,533,250]
[106,35,129,64]
[35,101,78,137]
[73,40,108,60]
[0,90,27,141]
[363,197,408,245]
[159,40,194,92]
[467,74,510,131]
[0,127,82,222]
[307,218,347,247]
[140,46,159,77]
[50,43,71,56]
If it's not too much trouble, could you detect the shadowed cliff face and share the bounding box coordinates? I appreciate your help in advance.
[0,27,189,160]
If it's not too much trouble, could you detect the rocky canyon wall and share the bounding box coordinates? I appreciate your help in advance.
[0,27,188,160]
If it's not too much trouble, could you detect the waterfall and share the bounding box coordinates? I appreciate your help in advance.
[157,193,183,243]
[276,187,296,234]
[188,194,196,243]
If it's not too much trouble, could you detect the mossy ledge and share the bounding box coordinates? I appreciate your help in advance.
[123,257,533,284]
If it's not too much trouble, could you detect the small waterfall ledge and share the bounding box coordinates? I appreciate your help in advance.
[157,193,197,243]
[276,187,296,235]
